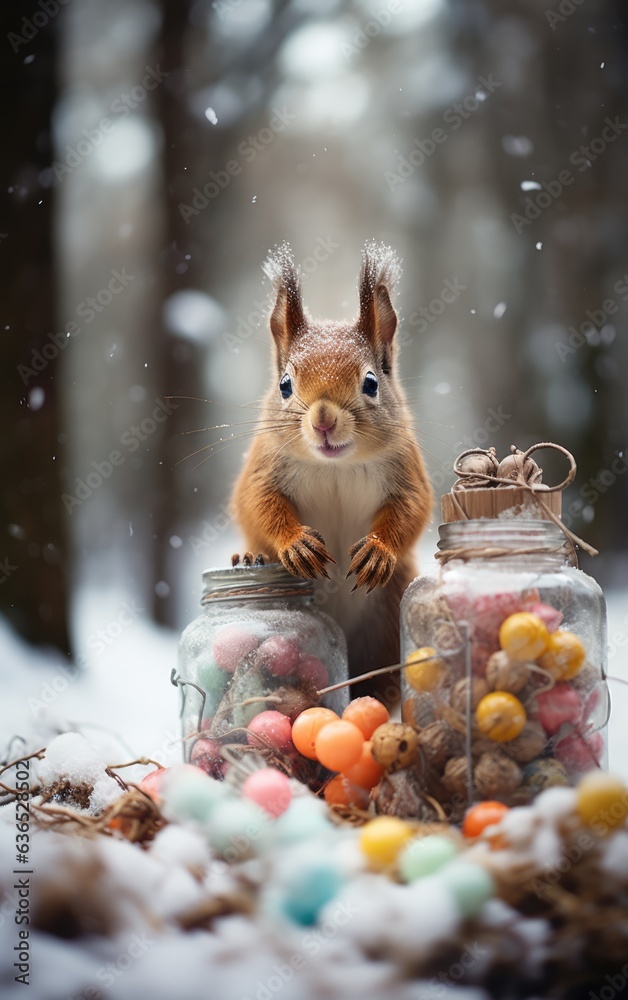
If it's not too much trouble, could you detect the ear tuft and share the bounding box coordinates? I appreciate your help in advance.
[263,242,306,359]
[358,240,401,348]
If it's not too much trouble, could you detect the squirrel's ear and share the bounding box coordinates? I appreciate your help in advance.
[263,242,305,360]
[358,241,401,357]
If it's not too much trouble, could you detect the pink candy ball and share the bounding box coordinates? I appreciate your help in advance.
[191,737,225,778]
[526,602,563,633]
[555,731,603,772]
[256,635,301,677]
[536,683,583,735]
[213,625,260,673]
[297,654,329,690]
[241,768,292,817]
[247,711,295,752]
[139,767,169,802]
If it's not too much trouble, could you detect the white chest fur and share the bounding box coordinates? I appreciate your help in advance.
[280,459,388,570]
[278,459,390,643]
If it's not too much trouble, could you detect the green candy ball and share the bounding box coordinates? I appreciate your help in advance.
[206,799,272,858]
[162,767,230,823]
[440,861,495,918]
[398,835,458,883]
[197,657,229,709]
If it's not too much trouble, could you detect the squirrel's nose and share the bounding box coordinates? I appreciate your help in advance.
[312,418,337,435]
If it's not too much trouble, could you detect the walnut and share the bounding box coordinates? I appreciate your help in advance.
[402,694,436,729]
[371,722,419,772]
[417,721,463,771]
[506,720,547,763]
[485,651,530,694]
[370,770,439,820]
[442,756,470,796]
[474,751,522,798]
[451,677,489,714]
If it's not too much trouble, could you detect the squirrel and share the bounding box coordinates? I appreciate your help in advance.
[231,241,433,694]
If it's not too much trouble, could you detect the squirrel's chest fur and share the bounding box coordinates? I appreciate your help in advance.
[277,459,389,572]
[276,459,393,649]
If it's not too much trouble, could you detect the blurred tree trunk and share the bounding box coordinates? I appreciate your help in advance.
[0,13,70,653]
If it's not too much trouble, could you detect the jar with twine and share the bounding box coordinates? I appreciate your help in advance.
[397,442,608,821]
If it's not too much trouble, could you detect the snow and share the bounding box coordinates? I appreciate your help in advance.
[35,732,123,814]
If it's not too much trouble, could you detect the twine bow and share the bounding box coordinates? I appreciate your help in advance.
[447,441,598,560]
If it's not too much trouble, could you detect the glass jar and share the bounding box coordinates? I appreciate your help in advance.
[176,563,349,774]
[400,519,608,821]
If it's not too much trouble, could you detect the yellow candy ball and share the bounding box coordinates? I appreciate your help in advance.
[359,816,414,869]
[475,691,527,742]
[539,630,585,680]
[576,771,628,834]
[499,612,549,662]
[404,647,444,692]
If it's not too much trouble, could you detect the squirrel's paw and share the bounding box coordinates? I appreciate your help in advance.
[347,534,396,593]
[279,527,335,580]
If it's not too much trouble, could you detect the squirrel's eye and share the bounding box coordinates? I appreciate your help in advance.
[279,373,293,399]
[362,372,378,397]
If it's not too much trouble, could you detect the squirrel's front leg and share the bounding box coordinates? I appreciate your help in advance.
[347,498,423,593]
[249,487,335,581]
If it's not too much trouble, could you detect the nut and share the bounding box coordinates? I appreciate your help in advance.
[451,677,489,714]
[442,756,470,796]
[474,751,522,798]
[417,721,463,770]
[371,722,419,772]
[485,651,530,694]
[506,720,547,763]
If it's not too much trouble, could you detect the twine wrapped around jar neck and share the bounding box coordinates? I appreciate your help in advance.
[438,441,598,564]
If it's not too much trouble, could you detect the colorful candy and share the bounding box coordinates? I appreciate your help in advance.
[190,737,225,779]
[555,731,603,772]
[342,740,384,789]
[475,691,527,742]
[297,654,329,690]
[404,647,444,692]
[536,683,582,735]
[315,720,364,772]
[576,771,628,833]
[359,816,414,868]
[247,710,294,752]
[255,635,301,677]
[213,625,260,672]
[398,834,458,882]
[205,799,271,857]
[291,707,339,760]
[462,801,510,838]
[323,774,369,808]
[342,696,389,738]
[439,861,495,917]
[241,768,292,817]
[499,612,549,662]
[539,630,586,680]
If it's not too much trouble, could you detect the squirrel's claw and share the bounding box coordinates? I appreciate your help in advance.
[279,526,335,581]
[347,534,396,592]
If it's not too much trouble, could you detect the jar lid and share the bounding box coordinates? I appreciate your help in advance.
[201,563,313,603]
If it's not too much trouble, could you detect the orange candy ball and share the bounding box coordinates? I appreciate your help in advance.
[463,801,510,838]
[342,697,389,739]
[315,720,364,772]
[324,774,369,808]
[343,740,385,790]
[291,707,339,760]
